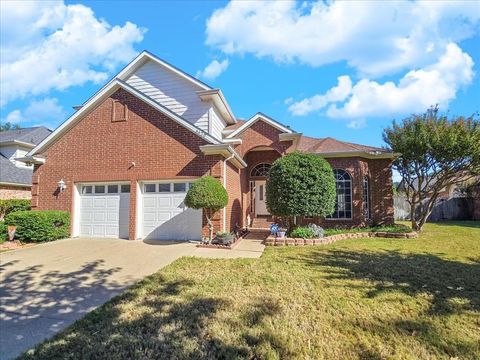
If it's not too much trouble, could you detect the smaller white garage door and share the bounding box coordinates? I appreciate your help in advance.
[142,182,202,241]
[79,184,130,239]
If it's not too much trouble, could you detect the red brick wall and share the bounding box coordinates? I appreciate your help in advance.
[234,120,294,156]
[0,185,31,200]
[225,161,242,231]
[296,157,394,228]
[33,88,223,239]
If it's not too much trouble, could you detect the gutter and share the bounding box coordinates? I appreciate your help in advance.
[0,181,32,187]
[317,151,401,159]
[199,144,247,169]
[15,155,46,165]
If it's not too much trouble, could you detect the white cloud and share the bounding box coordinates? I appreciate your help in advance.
[347,119,367,129]
[325,43,474,119]
[2,98,67,127]
[206,1,480,77]
[288,43,474,119]
[196,59,229,80]
[0,1,145,106]
[288,75,352,116]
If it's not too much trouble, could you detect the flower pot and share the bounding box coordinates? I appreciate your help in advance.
[277,231,286,238]
[7,226,16,241]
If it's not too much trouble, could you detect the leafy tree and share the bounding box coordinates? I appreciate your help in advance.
[266,151,336,231]
[0,122,21,132]
[383,107,480,231]
[184,175,228,242]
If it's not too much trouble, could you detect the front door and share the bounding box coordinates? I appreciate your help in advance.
[255,180,269,215]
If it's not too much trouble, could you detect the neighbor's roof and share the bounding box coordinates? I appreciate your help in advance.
[0,154,32,186]
[0,127,52,146]
[297,136,387,154]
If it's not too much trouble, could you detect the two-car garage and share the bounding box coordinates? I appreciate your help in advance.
[75,181,202,241]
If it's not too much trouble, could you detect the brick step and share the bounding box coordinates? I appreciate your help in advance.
[251,216,274,229]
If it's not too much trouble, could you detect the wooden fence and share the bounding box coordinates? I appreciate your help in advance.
[394,195,475,221]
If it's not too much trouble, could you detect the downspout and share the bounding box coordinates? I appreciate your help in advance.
[223,153,235,232]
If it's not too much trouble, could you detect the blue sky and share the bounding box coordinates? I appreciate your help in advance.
[1,1,479,149]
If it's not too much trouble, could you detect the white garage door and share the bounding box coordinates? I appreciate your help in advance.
[79,184,130,239]
[142,182,202,241]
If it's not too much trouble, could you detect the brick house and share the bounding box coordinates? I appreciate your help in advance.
[0,127,51,200]
[21,51,396,240]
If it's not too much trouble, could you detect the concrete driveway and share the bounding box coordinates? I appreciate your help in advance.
[0,236,265,359]
[0,237,199,360]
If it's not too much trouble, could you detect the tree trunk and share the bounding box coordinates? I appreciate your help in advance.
[206,209,214,244]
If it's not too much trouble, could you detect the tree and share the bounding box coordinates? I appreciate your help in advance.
[0,122,21,132]
[266,151,336,231]
[184,175,228,243]
[383,107,480,231]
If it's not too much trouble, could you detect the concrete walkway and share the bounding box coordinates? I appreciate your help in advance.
[0,236,265,360]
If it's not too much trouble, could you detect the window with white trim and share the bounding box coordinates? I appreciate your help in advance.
[327,169,352,219]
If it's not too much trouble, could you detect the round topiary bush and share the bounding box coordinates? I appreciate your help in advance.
[266,151,336,229]
[184,175,228,242]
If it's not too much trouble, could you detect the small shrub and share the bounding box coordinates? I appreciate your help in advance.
[289,226,316,239]
[0,222,6,242]
[0,199,31,219]
[4,210,70,242]
[307,223,324,238]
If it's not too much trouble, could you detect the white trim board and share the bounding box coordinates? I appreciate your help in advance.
[226,112,293,139]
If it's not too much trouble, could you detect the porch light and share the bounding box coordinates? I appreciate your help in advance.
[58,179,66,192]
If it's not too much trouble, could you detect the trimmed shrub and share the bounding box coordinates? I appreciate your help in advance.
[266,152,336,230]
[185,176,228,242]
[4,210,70,242]
[307,223,324,238]
[0,199,31,219]
[289,226,315,239]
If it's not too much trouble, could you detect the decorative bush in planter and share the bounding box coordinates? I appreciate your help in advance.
[214,231,235,245]
[4,210,70,242]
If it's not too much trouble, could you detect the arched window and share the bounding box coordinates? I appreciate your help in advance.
[250,163,271,177]
[328,169,352,219]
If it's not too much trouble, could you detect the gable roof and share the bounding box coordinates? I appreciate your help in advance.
[226,113,294,139]
[0,154,32,186]
[28,79,221,157]
[0,127,51,147]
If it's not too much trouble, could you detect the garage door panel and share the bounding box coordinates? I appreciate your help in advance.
[79,190,129,239]
[106,197,118,208]
[156,197,172,208]
[143,197,156,208]
[142,187,201,241]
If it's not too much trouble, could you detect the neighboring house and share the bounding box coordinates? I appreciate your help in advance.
[0,127,52,199]
[21,51,396,241]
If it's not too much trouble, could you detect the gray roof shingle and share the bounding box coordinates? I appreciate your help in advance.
[0,154,33,186]
[0,127,52,146]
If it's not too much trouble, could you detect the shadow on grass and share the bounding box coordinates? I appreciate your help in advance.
[19,275,253,360]
[298,249,480,315]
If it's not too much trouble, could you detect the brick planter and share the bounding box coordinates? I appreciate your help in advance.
[264,231,418,246]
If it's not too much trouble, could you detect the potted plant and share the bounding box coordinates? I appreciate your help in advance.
[277,227,287,238]
[215,231,235,245]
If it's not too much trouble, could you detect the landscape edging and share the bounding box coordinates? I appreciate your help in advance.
[264,231,418,246]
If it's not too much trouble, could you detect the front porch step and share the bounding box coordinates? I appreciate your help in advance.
[250,216,275,230]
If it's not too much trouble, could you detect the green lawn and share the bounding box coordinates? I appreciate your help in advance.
[22,222,480,360]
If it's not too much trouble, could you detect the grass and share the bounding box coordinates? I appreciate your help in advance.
[21,221,480,360]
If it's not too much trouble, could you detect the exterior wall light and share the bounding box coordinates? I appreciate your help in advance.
[58,179,66,192]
